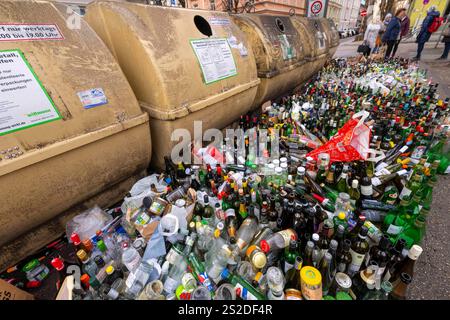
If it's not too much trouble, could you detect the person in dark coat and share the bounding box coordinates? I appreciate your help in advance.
[437,15,450,60]
[413,6,441,60]
[391,8,410,57]
[382,10,406,59]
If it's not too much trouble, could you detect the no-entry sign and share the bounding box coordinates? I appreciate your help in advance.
[307,0,328,18]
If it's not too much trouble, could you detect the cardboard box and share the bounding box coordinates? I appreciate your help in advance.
[0,279,34,300]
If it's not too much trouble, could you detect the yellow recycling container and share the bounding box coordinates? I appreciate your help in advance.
[85,2,260,169]
[0,0,152,270]
[291,17,330,80]
[231,14,309,108]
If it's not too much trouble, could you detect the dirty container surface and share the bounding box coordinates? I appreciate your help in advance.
[291,17,330,80]
[0,0,151,270]
[231,14,309,107]
[321,18,340,58]
[85,2,260,169]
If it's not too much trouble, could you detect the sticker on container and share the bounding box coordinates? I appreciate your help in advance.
[209,17,231,26]
[190,38,237,84]
[0,49,61,136]
[278,34,296,60]
[77,88,108,109]
[0,24,64,42]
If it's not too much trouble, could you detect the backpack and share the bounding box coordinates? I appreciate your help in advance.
[428,16,444,33]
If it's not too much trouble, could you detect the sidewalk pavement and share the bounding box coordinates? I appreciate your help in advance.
[334,40,450,98]
[333,39,450,300]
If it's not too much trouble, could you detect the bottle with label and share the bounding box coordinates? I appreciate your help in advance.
[260,228,297,254]
[317,252,333,296]
[284,256,303,297]
[234,215,259,253]
[205,244,232,284]
[283,240,300,273]
[348,226,370,277]
[220,268,265,300]
[121,242,142,273]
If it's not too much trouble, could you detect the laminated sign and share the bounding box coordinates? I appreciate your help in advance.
[0,49,60,136]
[190,38,237,84]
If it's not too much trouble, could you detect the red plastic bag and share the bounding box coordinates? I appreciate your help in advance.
[306,111,384,164]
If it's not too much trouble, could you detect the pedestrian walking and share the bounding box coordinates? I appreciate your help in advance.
[413,6,442,61]
[382,10,406,59]
[364,19,382,54]
[437,15,450,60]
[391,8,410,57]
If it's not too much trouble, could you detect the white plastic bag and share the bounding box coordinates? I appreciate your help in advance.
[121,174,167,213]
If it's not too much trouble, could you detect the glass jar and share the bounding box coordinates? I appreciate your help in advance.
[149,197,168,216]
[300,266,322,300]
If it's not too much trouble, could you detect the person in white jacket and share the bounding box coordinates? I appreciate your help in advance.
[364,20,382,54]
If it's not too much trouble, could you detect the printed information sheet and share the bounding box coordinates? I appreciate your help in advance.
[190,38,237,84]
[0,49,60,136]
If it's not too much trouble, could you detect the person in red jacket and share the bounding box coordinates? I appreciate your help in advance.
[391,8,410,58]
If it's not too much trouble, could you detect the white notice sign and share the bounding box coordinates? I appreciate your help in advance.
[0,49,61,136]
[0,24,64,42]
[190,38,237,84]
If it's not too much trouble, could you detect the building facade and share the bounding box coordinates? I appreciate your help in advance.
[326,0,343,25]
[338,0,361,30]
[186,0,307,16]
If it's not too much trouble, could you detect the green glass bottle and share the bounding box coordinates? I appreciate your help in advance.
[396,216,426,249]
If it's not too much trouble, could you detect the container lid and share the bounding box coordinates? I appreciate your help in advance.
[408,245,423,260]
[22,259,40,272]
[300,266,322,286]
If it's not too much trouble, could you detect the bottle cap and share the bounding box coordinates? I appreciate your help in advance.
[330,239,338,249]
[22,259,40,273]
[252,251,267,269]
[275,167,283,174]
[220,268,230,279]
[312,233,320,242]
[175,199,186,207]
[97,240,107,252]
[297,166,306,174]
[50,257,64,271]
[408,245,423,260]
[76,249,88,262]
[338,212,346,220]
[82,239,94,252]
[260,240,270,253]
[70,233,81,246]
[300,266,322,286]
[106,265,115,275]
[352,179,359,188]
[94,255,106,268]
[80,274,90,287]
[400,272,412,284]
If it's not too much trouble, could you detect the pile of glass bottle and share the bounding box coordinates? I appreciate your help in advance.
[50,57,449,300]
